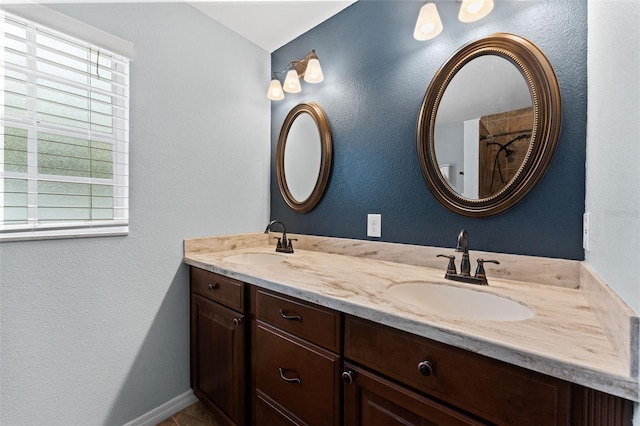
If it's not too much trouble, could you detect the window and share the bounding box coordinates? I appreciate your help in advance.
[1,10,130,241]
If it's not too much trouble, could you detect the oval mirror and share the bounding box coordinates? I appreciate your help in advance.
[417,33,562,217]
[276,102,332,213]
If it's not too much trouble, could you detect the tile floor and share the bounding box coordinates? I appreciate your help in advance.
[156,401,224,426]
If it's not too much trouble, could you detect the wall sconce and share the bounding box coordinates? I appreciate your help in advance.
[413,0,494,41]
[267,49,324,101]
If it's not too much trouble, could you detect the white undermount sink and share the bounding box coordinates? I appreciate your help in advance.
[387,281,534,322]
[223,252,288,265]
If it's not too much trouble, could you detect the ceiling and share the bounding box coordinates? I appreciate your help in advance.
[189,0,357,52]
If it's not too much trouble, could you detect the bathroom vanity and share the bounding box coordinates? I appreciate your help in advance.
[185,233,638,425]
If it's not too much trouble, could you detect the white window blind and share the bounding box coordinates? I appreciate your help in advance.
[1,11,130,241]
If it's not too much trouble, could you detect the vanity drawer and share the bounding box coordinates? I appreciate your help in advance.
[255,321,341,425]
[344,315,571,426]
[190,267,245,312]
[255,391,303,426]
[256,289,341,352]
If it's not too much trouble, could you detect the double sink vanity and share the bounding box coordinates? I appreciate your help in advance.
[183,28,634,425]
[183,231,638,426]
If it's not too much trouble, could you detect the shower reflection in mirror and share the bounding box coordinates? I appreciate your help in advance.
[433,55,532,199]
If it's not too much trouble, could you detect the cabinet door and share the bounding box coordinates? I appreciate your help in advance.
[343,362,488,426]
[191,293,245,425]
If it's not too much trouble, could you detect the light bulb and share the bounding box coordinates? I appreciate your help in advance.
[283,69,301,93]
[304,58,324,83]
[466,0,484,14]
[413,3,443,41]
[267,78,284,100]
[420,23,436,34]
[459,0,494,23]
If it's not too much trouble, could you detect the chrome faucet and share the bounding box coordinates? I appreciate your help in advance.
[437,229,500,285]
[264,220,295,253]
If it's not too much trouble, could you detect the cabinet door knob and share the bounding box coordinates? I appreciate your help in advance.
[208,283,219,290]
[279,309,302,321]
[341,370,355,384]
[278,368,301,384]
[418,360,434,377]
[232,318,242,327]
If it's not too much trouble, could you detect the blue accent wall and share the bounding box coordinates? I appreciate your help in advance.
[270,0,587,260]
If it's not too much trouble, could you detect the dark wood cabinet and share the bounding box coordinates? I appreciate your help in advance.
[190,267,247,426]
[189,266,633,426]
[253,287,342,425]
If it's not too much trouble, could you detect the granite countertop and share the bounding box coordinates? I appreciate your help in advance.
[183,234,639,401]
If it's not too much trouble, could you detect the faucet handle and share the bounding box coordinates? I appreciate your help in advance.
[475,259,500,283]
[273,237,283,249]
[285,238,297,253]
[437,254,457,275]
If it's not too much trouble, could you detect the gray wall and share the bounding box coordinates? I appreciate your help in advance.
[586,3,640,421]
[270,0,588,260]
[586,0,640,314]
[0,4,270,425]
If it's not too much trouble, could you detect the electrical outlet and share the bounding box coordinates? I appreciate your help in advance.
[583,212,590,251]
[367,214,381,238]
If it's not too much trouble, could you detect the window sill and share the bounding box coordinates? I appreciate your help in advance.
[0,226,129,242]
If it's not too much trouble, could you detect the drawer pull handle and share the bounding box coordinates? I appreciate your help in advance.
[233,318,242,327]
[278,368,301,384]
[341,370,355,384]
[279,310,302,321]
[208,283,219,290]
[418,360,434,377]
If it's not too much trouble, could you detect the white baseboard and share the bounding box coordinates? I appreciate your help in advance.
[123,390,199,426]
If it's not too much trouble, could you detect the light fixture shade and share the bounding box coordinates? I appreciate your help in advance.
[283,69,302,93]
[413,3,443,41]
[267,78,284,100]
[304,58,324,83]
[458,0,494,23]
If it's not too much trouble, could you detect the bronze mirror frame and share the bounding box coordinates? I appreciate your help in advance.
[276,102,332,213]
[417,33,562,217]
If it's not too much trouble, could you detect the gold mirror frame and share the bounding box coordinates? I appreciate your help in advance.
[276,102,332,213]
[417,33,562,217]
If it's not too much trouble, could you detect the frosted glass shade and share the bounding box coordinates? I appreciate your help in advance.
[413,3,443,41]
[304,58,324,83]
[267,78,284,100]
[458,0,494,23]
[283,70,302,93]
